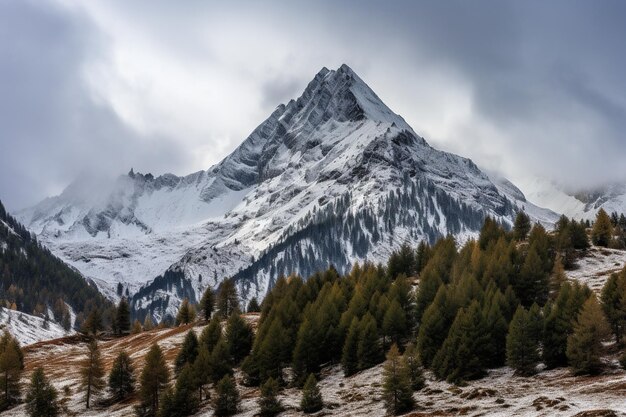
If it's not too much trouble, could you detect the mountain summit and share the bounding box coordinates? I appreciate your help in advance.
[16,65,557,321]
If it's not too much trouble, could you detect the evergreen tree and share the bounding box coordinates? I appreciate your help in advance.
[341,317,360,377]
[131,320,143,334]
[138,343,170,417]
[82,308,104,336]
[566,296,611,375]
[210,339,233,383]
[513,211,531,241]
[482,291,509,368]
[258,377,283,417]
[516,245,549,306]
[300,374,323,414]
[80,340,105,409]
[256,319,286,383]
[158,364,198,417]
[109,350,135,401]
[143,315,155,331]
[225,311,253,364]
[382,299,407,347]
[199,316,222,352]
[417,286,456,367]
[382,344,414,415]
[116,297,131,335]
[192,346,211,401]
[175,299,196,326]
[550,255,567,299]
[600,273,625,343]
[403,342,425,391]
[543,282,590,368]
[217,279,240,318]
[175,330,199,374]
[292,317,320,384]
[571,220,590,250]
[0,334,22,410]
[592,208,613,247]
[357,313,384,370]
[415,241,432,275]
[431,301,487,383]
[506,306,540,376]
[213,375,239,417]
[247,297,261,313]
[25,367,59,417]
[199,287,215,322]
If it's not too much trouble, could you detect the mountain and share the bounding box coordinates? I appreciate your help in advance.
[519,177,626,221]
[16,65,558,321]
[0,199,110,331]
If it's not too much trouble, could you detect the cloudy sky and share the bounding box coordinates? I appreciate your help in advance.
[2,0,626,211]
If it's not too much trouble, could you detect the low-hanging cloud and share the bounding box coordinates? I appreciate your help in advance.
[2,0,626,210]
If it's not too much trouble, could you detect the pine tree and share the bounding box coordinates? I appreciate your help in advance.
[300,374,323,414]
[158,364,198,417]
[415,241,432,275]
[417,286,456,367]
[217,279,240,318]
[292,317,320,385]
[516,245,549,306]
[25,367,59,417]
[210,339,233,383]
[592,208,613,247]
[256,319,286,383]
[247,297,261,313]
[506,306,540,376]
[382,299,407,347]
[258,377,283,417]
[192,345,211,401]
[131,320,143,334]
[115,297,131,335]
[138,343,170,416]
[543,282,590,368]
[213,375,239,416]
[199,315,222,352]
[382,344,414,415]
[199,287,214,322]
[403,342,425,391]
[566,296,611,375]
[82,308,104,336]
[175,299,196,326]
[143,315,155,331]
[341,317,360,377]
[0,335,22,410]
[108,350,135,401]
[225,311,253,364]
[175,330,199,374]
[80,340,105,409]
[513,211,531,241]
[357,313,384,370]
[600,273,625,343]
[431,301,487,383]
[482,291,508,368]
[550,255,567,299]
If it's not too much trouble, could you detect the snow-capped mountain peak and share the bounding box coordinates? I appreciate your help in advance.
[16,65,558,321]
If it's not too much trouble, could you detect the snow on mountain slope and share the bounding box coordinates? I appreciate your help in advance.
[518,176,626,221]
[16,65,559,320]
[0,307,72,346]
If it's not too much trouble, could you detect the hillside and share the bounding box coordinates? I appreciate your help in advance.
[0,199,110,330]
[15,65,558,321]
[3,239,626,417]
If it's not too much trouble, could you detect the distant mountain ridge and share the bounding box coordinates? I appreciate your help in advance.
[16,65,558,321]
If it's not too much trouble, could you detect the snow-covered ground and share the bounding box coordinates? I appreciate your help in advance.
[0,307,72,346]
[4,312,625,417]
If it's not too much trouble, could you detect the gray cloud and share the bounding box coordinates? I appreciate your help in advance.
[2,0,626,210]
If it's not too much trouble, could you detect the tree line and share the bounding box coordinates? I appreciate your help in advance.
[5,208,626,416]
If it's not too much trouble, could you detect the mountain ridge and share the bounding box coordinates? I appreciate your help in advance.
[15,64,559,321]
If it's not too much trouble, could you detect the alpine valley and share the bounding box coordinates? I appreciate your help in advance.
[16,65,559,322]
